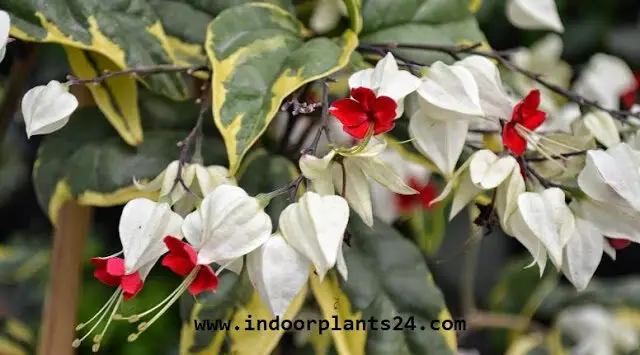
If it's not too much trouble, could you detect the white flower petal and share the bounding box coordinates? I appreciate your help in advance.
[506,0,564,33]
[119,198,184,274]
[247,234,310,316]
[541,188,575,249]
[182,209,204,247]
[579,146,640,211]
[0,10,9,63]
[574,54,634,110]
[337,159,373,226]
[562,218,603,291]
[417,62,484,120]
[196,185,272,265]
[450,170,483,221]
[348,69,375,91]
[508,209,548,276]
[371,52,399,91]
[300,151,336,196]
[455,55,514,119]
[539,103,581,133]
[22,81,78,137]
[352,157,417,195]
[575,199,640,242]
[279,192,349,280]
[584,111,620,148]
[470,151,517,189]
[495,165,526,235]
[409,112,469,177]
[217,257,244,275]
[371,182,398,224]
[516,189,571,269]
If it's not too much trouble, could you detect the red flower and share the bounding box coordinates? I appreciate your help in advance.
[621,72,640,110]
[91,257,143,300]
[607,237,631,250]
[161,236,219,296]
[329,87,397,139]
[502,90,547,156]
[395,178,438,213]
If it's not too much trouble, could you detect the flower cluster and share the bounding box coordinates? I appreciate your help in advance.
[74,167,353,350]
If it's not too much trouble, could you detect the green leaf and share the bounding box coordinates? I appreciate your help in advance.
[237,149,299,227]
[339,215,458,354]
[488,258,559,353]
[537,277,640,317]
[151,0,295,65]
[359,0,487,64]
[205,2,358,173]
[179,270,254,353]
[5,0,188,99]
[64,48,144,146]
[33,102,227,225]
[407,202,447,256]
[0,318,35,355]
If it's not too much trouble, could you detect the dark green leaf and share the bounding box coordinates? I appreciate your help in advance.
[238,151,298,228]
[205,2,358,173]
[180,269,253,352]
[5,0,189,98]
[33,103,227,222]
[359,0,486,64]
[340,214,457,355]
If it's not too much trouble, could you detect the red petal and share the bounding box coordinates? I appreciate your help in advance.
[329,98,367,127]
[372,96,397,134]
[188,265,219,296]
[622,90,637,110]
[607,238,631,250]
[418,183,438,209]
[351,87,377,112]
[521,90,541,111]
[121,272,144,300]
[502,123,528,156]
[162,236,197,276]
[520,111,546,131]
[373,120,395,136]
[91,257,123,287]
[343,121,372,139]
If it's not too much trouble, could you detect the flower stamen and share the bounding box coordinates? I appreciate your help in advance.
[73,289,123,350]
[126,267,200,342]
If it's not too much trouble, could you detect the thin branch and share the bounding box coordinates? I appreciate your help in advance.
[360,42,640,121]
[169,82,210,198]
[66,64,208,85]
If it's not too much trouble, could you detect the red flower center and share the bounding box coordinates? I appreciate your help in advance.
[90,257,143,300]
[161,236,219,296]
[395,178,438,213]
[621,72,640,110]
[329,87,397,139]
[502,90,547,156]
[607,237,631,250]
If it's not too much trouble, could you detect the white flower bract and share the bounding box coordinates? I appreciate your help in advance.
[181,184,272,265]
[506,0,564,33]
[22,80,79,138]
[118,198,183,279]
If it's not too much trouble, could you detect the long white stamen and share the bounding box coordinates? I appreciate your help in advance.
[73,289,122,348]
[75,289,120,331]
[118,279,187,321]
[127,268,199,342]
[92,292,123,352]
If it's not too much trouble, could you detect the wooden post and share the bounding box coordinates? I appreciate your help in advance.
[38,202,92,355]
